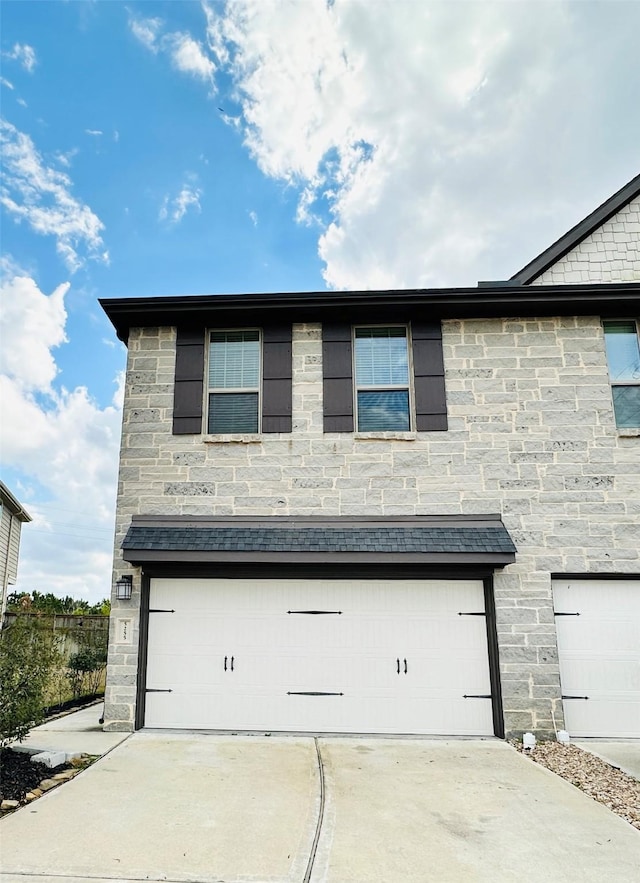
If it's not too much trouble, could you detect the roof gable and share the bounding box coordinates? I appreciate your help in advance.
[510,174,640,285]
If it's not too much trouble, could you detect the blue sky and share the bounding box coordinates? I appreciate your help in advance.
[1,0,639,602]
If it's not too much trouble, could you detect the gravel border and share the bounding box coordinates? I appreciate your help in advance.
[514,741,640,830]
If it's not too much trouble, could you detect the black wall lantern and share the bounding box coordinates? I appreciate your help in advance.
[115,574,133,600]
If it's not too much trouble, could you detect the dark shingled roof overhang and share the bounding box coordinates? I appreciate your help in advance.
[122,514,516,567]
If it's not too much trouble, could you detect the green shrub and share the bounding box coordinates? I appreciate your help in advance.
[0,616,62,747]
[66,647,107,700]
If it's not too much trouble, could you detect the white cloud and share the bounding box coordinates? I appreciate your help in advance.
[3,43,37,73]
[159,181,202,224]
[85,128,103,136]
[1,77,14,90]
[129,15,163,52]
[0,118,107,272]
[211,0,640,289]
[0,274,123,603]
[130,13,215,86]
[249,210,258,226]
[55,147,79,168]
[167,32,215,83]
[0,275,68,392]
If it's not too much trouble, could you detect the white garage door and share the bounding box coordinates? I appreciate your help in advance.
[554,579,640,738]
[144,578,494,736]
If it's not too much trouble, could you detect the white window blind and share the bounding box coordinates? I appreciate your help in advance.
[603,321,640,429]
[354,327,410,431]
[208,330,260,433]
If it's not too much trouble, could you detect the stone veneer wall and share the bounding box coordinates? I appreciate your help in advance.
[532,196,640,284]
[105,318,639,736]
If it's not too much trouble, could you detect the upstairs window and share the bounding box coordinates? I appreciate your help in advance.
[354,326,411,431]
[208,330,260,433]
[603,320,640,428]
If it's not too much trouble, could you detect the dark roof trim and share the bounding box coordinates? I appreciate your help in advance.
[121,514,516,568]
[510,174,640,285]
[100,282,640,344]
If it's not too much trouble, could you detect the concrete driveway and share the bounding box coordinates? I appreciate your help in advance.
[1,733,639,883]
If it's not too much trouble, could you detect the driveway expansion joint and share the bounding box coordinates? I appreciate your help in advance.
[302,736,326,883]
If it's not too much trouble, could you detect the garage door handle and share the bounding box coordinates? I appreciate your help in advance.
[224,656,227,671]
[562,695,589,700]
[231,656,234,672]
[404,658,408,674]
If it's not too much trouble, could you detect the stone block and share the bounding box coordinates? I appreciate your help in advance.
[31,751,67,769]
[104,703,133,722]
[502,712,534,733]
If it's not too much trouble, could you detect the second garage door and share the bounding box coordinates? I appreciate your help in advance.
[554,578,640,738]
[144,578,494,735]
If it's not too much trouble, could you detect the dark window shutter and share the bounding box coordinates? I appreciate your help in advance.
[173,328,204,434]
[412,321,448,431]
[323,323,354,432]
[262,324,292,433]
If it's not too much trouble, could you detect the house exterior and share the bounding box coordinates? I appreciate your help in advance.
[0,481,32,623]
[101,175,640,740]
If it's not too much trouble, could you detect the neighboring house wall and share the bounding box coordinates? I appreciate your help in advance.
[0,504,21,588]
[532,197,640,285]
[0,485,32,623]
[105,318,640,734]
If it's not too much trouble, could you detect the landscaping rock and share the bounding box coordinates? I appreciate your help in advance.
[1,799,19,810]
[1,748,71,805]
[515,740,640,830]
[38,779,58,792]
[70,754,90,767]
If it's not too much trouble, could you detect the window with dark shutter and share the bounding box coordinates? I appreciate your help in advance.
[321,320,448,433]
[173,324,293,436]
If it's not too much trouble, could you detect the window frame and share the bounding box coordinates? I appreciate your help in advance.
[206,327,262,435]
[352,324,414,432]
[602,318,640,430]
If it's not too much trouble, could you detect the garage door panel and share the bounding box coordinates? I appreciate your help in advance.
[146,653,224,688]
[556,621,638,651]
[145,578,493,735]
[560,699,640,740]
[559,656,640,692]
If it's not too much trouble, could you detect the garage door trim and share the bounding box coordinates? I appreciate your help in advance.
[134,565,504,737]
